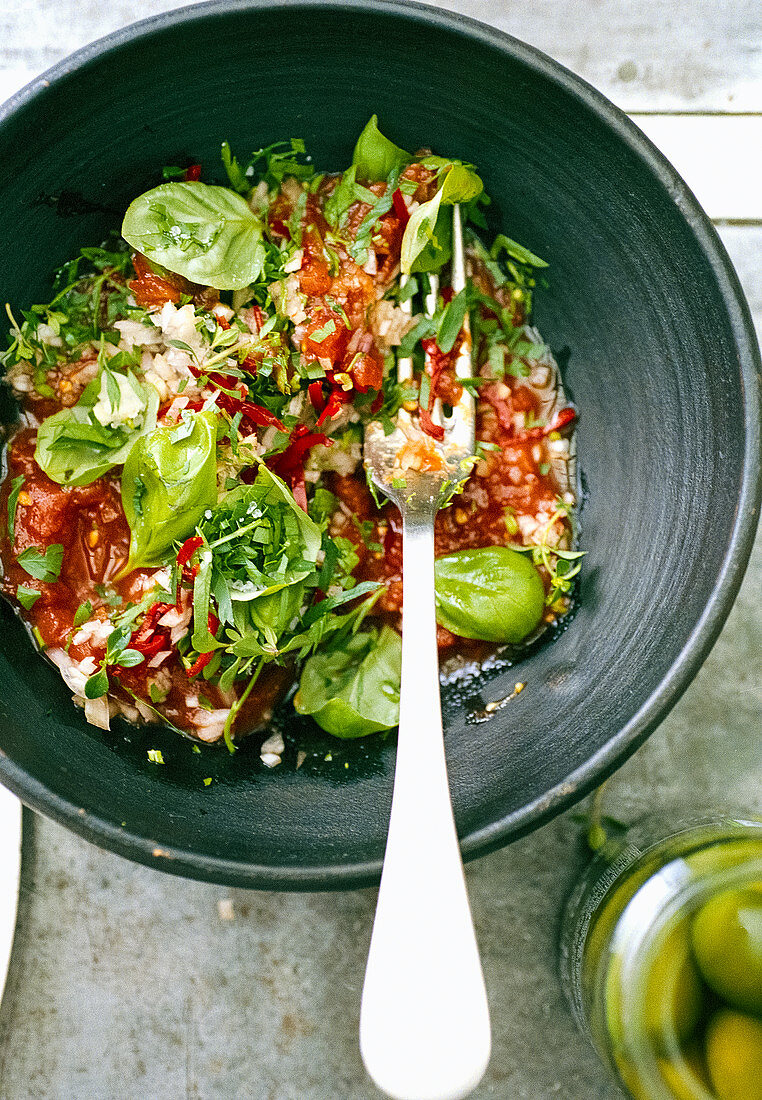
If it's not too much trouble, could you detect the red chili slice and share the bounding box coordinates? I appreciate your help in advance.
[316,387,351,427]
[126,600,175,663]
[419,406,445,441]
[215,391,286,432]
[418,337,453,440]
[183,164,202,181]
[177,535,203,567]
[266,424,331,512]
[391,188,410,228]
[127,632,169,661]
[513,405,578,444]
[308,380,326,413]
[187,613,220,678]
[549,406,577,433]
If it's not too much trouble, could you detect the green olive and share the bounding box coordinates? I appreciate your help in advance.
[606,921,703,1051]
[614,1044,710,1100]
[685,840,762,879]
[705,1008,762,1100]
[691,883,762,1014]
[658,1041,713,1100]
[643,923,704,1045]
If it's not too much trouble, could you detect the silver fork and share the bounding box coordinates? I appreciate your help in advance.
[360,206,491,1100]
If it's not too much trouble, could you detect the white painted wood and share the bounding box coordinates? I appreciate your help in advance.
[0,786,21,1004]
[1,0,762,113]
[632,114,762,221]
[429,0,762,113]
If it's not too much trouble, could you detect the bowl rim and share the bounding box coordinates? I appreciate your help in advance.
[0,0,760,890]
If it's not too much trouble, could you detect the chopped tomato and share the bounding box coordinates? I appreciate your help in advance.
[302,307,350,364]
[129,253,183,309]
[351,350,384,393]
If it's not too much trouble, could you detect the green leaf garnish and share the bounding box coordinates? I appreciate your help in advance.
[121,182,267,290]
[436,289,468,354]
[400,163,483,275]
[434,545,544,643]
[295,624,401,737]
[73,600,94,629]
[7,475,24,543]
[16,585,41,609]
[16,544,64,583]
[220,141,249,193]
[35,369,160,487]
[121,409,219,571]
[352,115,412,182]
[85,667,109,699]
[491,233,548,269]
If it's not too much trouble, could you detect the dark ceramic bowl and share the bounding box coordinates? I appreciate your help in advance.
[0,0,759,889]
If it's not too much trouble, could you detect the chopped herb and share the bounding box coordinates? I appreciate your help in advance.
[308,319,336,343]
[73,600,93,629]
[149,682,170,705]
[84,666,109,699]
[491,233,548,269]
[7,476,24,543]
[147,748,165,764]
[16,544,64,583]
[16,585,41,609]
[436,289,468,354]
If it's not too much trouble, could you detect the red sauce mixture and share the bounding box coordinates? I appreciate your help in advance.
[0,156,575,742]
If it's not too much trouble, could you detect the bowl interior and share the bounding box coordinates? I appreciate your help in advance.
[0,0,757,887]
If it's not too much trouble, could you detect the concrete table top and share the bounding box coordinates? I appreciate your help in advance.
[0,2,760,1097]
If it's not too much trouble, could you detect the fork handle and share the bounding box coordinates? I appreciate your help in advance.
[360,508,491,1100]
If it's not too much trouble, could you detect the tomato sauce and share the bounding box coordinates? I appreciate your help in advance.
[0,429,290,738]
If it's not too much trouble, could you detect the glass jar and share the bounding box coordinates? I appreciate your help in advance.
[560,816,762,1099]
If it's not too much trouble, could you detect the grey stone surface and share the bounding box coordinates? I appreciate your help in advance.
[0,3,760,1098]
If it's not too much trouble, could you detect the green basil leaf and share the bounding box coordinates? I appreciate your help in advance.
[84,667,109,699]
[400,188,444,276]
[7,475,24,543]
[400,162,484,274]
[16,584,41,609]
[203,466,321,602]
[121,409,219,571]
[240,577,307,651]
[352,115,412,182]
[72,600,93,628]
[198,464,322,655]
[294,625,401,738]
[191,548,219,655]
[439,163,484,205]
[121,182,267,290]
[35,370,160,486]
[434,545,544,643]
[116,648,145,668]
[16,544,64,583]
[105,622,133,663]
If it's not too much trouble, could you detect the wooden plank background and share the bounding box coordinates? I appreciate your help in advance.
[0,4,760,1099]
